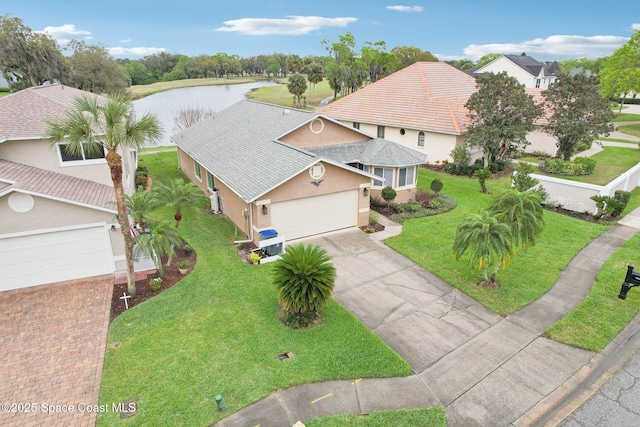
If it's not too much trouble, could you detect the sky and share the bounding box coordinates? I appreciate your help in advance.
[2,0,640,61]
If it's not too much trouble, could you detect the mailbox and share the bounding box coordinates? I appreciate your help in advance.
[619,264,640,300]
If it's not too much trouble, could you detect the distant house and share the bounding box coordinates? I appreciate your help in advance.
[0,84,140,291]
[318,61,556,162]
[472,54,561,89]
[171,100,426,243]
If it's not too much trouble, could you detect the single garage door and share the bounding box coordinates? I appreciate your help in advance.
[0,225,115,291]
[270,190,359,240]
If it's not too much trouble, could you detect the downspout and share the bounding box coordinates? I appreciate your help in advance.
[233,201,255,244]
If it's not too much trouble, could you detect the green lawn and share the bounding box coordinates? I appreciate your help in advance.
[97,152,411,426]
[546,231,640,351]
[248,77,335,108]
[618,124,640,138]
[558,146,640,185]
[598,137,638,144]
[386,168,608,315]
[612,112,640,122]
[307,408,447,427]
[126,76,266,99]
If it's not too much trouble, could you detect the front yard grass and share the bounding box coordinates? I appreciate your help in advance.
[386,168,609,315]
[97,152,411,426]
[247,78,335,108]
[546,232,640,351]
[617,124,640,138]
[306,407,447,427]
[613,112,640,122]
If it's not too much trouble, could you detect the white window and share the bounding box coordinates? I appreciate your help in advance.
[377,125,385,139]
[373,167,394,187]
[194,161,202,180]
[398,166,415,187]
[535,78,541,88]
[207,171,215,190]
[418,132,425,147]
[57,142,105,164]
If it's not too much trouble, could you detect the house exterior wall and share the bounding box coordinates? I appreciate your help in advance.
[0,139,133,189]
[526,128,558,156]
[477,57,536,87]
[279,118,368,149]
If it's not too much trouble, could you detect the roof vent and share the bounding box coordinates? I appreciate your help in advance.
[283,109,291,115]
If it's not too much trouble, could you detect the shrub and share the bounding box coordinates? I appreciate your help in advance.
[430,178,443,194]
[613,190,631,217]
[450,145,471,164]
[445,161,469,176]
[489,159,507,173]
[368,210,380,225]
[381,186,397,203]
[389,195,457,223]
[544,157,596,176]
[249,252,261,265]
[428,199,442,210]
[512,162,548,201]
[591,190,630,220]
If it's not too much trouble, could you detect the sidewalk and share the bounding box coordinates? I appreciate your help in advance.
[214,208,640,427]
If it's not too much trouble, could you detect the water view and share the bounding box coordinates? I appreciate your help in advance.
[132,81,278,146]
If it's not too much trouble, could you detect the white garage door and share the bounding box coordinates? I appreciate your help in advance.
[270,190,359,240]
[0,225,115,291]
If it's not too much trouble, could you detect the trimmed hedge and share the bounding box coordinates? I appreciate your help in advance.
[543,157,596,176]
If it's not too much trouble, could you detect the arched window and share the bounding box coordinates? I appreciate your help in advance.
[418,132,425,147]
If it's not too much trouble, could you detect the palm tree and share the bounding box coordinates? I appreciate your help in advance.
[133,220,183,277]
[473,168,492,193]
[453,210,514,283]
[152,178,205,228]
[306,62,323,103]
[287,73,308,108]
[488,189,545,249]
[273,244,336,325]
[47,93,162,296]
[125,186,159,232]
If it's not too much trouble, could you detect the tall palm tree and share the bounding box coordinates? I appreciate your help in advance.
[125,186,159,233]
[488,189,545,249]
[306,62,323,103]
[287,73,308,108]
[133,220,183,277]
[453,210,514,283]
[47,94,162,296]
[273,243,336,325]
[152,178,205,228]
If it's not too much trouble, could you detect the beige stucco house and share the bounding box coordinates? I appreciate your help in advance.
[318,61,556,162]
[0,84,139,291]
[172,100,426,244]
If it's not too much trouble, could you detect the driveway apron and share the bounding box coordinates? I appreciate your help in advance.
[0,276,113,427]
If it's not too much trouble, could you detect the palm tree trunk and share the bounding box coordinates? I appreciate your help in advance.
[107,150,137,296]
[482,267,489,283]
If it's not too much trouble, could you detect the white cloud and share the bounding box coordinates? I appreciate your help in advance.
[216,16,357,36]
[463,34,629,60]
[386,5,424,13]
[632,23,640,30]
[40,24,92,45]
[119,38,132,44]
[108,47,167,57]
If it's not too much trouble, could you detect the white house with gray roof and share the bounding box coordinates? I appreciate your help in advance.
[172,99,426,243]
[473,54,561,89]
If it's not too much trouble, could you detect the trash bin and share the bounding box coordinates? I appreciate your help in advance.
[259,229,278,240]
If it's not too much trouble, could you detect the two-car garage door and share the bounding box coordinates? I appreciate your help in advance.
[0,225,115,292]
[270,190,359,240]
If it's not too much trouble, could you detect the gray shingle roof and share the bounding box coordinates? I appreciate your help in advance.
[308,138,427,167]
[0,159,117,212]
[171,100,322,202]
[504,55,560,77]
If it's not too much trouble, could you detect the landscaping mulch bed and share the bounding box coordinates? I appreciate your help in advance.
[110,250,197,323]
[360,221,386,233]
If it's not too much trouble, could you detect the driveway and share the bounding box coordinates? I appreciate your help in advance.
[304,229,502,373]
[0,276,113,427]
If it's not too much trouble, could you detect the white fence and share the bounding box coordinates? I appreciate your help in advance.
[528,162,640,214]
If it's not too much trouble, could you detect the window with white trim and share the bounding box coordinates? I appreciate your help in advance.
[377,125,385,138]
[418,132,425,147]
[194,161,202,180]
[398,166,416,187]
[373,167,393,187]
[57,142,105,163]
[207,171,215,190]
[353,122,360,129]
[357,164,369,172]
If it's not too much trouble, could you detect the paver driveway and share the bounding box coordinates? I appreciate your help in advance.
[0,276,113,427]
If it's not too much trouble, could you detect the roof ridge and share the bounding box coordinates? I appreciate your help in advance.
[417,63,433,99]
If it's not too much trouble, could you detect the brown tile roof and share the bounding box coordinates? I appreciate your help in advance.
[0,160,117,212]
[317,62,479,135]
[0,84,105,142]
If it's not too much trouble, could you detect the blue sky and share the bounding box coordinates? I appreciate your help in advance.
[3,1,639,61]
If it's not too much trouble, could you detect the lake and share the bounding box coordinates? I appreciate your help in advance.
[132,81,278,146]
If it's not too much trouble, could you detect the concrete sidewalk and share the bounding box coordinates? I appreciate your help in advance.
[215,209,640,427]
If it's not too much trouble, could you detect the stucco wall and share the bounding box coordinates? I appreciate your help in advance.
[279,117,367,148]
[527,129,558,156]
[479,58,535,87]
[0,139,135,189]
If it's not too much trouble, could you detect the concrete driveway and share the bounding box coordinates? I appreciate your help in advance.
[0,276,113,427]
[304,229,502,373]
